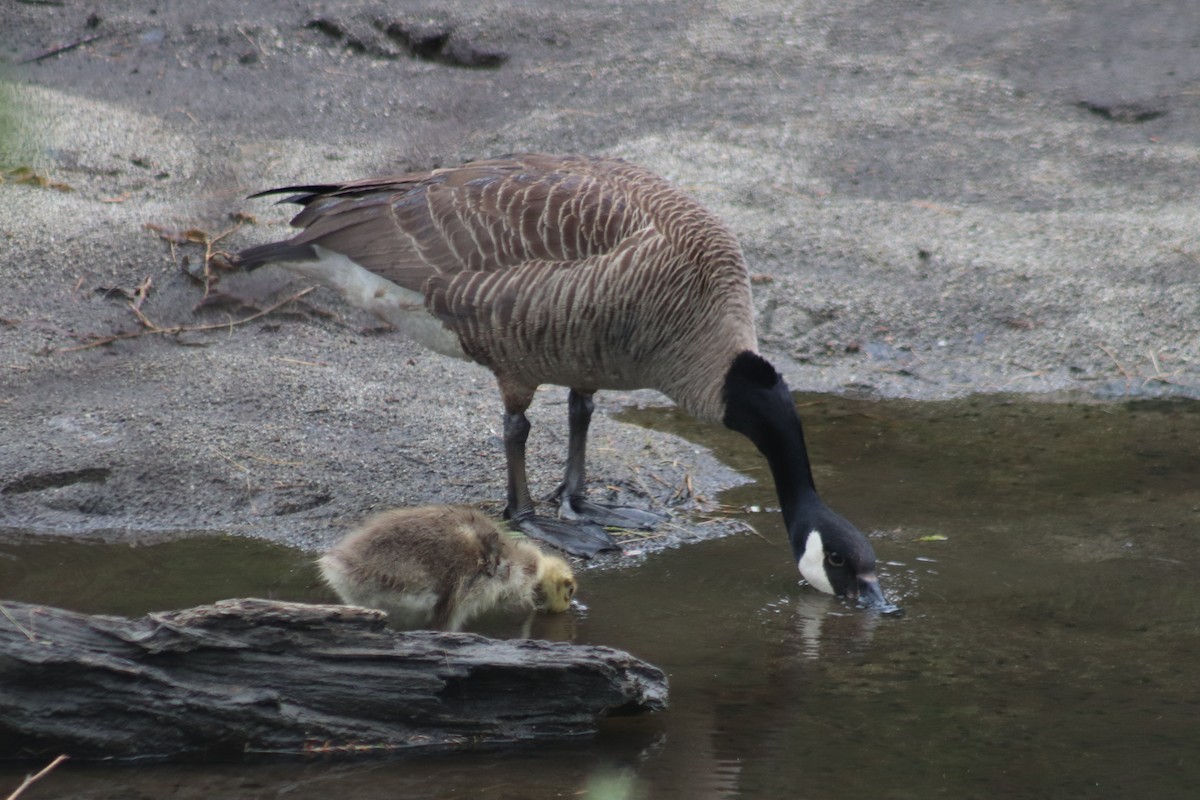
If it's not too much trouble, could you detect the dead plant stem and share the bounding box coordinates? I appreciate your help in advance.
[4,755,69,800]
[59,287,315,353]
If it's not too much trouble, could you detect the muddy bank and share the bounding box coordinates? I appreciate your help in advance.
[1,1,1197,555]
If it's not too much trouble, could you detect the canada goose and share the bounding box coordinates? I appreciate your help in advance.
[318,505,577,631]
[237,154,892,608]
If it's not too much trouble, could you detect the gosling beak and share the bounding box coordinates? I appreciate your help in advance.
[856,573,903,615]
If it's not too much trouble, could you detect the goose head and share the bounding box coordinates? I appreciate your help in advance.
[722,351,899,613]
[535,554,578,613]
[793,502,893,611]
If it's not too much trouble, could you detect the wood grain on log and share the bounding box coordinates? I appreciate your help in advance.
[0,599,667,761]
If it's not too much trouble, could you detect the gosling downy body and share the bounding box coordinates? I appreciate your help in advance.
[238,154,893,608]
[318,505,576,631]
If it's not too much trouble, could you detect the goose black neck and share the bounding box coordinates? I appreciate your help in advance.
[722,352,822,531]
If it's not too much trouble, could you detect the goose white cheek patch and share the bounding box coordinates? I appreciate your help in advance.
[798,529,835,595]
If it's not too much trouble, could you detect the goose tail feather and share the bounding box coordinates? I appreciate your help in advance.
[233,242,319,271]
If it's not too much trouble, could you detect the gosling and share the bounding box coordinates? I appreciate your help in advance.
[318,505,577,631]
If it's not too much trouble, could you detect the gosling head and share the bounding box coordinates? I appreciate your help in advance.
[534,554,577,613]
[793,504,898,613]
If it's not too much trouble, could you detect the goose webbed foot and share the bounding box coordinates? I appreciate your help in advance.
[512,514,619,558]
[546,483,667,529]
[559,496,667,529]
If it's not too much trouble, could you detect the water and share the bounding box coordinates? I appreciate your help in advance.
[2,395,1198,799]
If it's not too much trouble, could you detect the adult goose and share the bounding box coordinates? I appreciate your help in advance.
[235,153,891,608]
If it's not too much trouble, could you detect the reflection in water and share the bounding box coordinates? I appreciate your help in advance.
[783,591,884,661]
[0,533,327,616]
[3,396,1200,799]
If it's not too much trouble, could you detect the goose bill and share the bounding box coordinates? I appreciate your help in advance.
[856,573,901,614]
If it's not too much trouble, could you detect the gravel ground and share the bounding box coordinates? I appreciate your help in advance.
[1,0,1197,559]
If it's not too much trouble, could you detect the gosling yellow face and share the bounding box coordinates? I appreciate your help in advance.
[537,555,577,613]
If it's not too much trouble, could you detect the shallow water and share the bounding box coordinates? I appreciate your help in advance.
[2,394,1199,799]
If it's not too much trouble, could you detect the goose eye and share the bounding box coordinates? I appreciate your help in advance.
[826,552,845,568]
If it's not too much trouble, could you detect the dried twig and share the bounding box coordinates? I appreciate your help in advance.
[198,220,250,298]
[4,754,69,800]
[215,448,306,469]
[19,33,107,63]
[1097,344,1134,384]
[146,219,249,300]
[1099,344,1183,389]
[125,276,156,328]
[0,604,37,641]
[58,287,315,353]
[1143,348,1183,387]
[236,24,266,59]
[612,528,667,541]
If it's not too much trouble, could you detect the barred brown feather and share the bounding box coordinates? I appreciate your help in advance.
[240,153,757,420]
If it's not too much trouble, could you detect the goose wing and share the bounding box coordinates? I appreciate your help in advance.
[247,154,660,294]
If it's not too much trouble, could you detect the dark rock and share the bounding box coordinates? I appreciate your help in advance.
[1078,99,1167,123]
[379,20,508,68]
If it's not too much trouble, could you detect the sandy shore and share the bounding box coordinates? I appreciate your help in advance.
[2,1,1197,554]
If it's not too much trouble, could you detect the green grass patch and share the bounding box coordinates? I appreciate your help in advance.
[0,77,40,171]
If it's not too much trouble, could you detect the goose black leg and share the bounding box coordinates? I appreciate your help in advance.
[502,408,617,558]
[546,389,667,529]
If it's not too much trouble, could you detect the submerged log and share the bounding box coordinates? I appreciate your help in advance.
[0,599,668,761]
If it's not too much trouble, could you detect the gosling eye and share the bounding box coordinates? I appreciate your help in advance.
[826,552,845,568]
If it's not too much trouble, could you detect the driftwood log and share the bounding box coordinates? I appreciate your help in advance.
[0,599,667,761]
